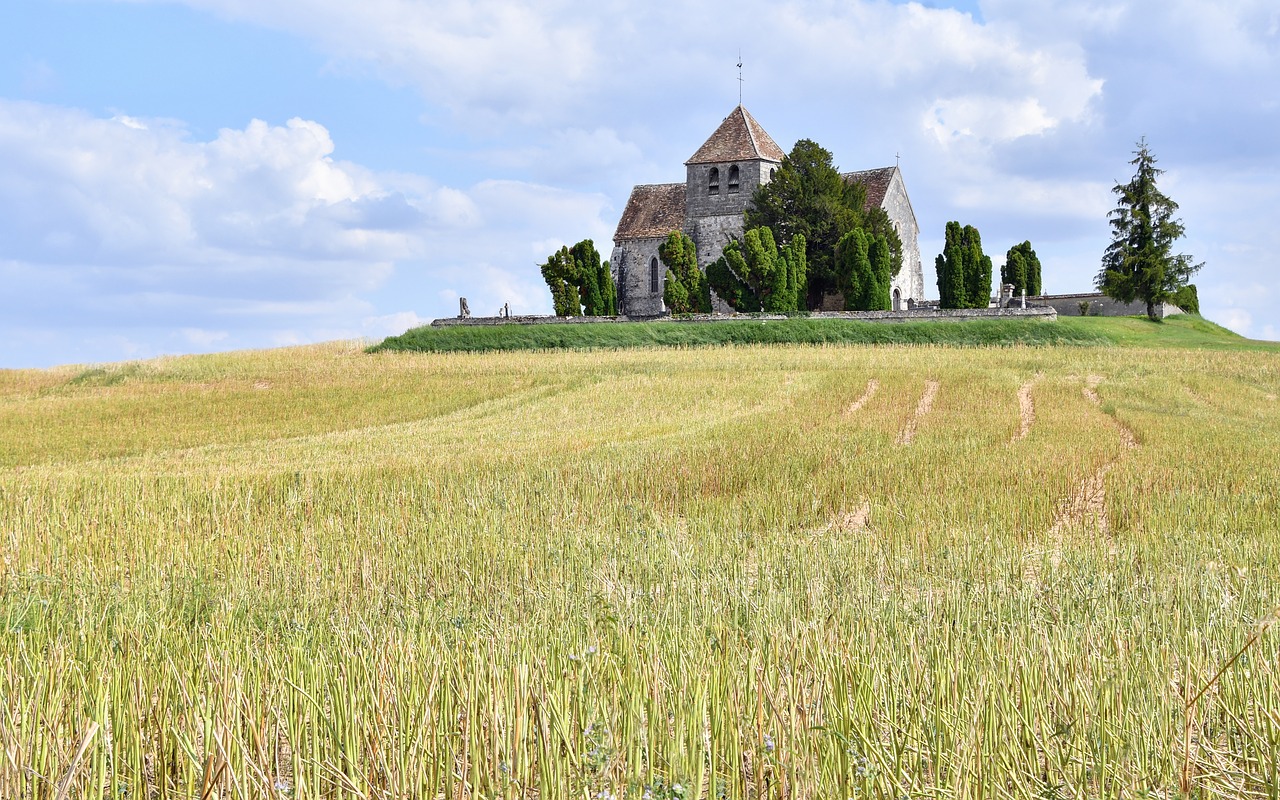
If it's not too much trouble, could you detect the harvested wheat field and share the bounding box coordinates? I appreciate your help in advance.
[2,331,1279,799]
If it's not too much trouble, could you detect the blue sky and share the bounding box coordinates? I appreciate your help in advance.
[1,0,1277,367]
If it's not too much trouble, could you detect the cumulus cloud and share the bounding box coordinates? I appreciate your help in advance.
[0,100,615,366]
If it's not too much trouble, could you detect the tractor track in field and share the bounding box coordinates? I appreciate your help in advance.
[1046,375,1138,537]
[844,379,880,415]
[895,380,939,446]
[1012,377,1038,442]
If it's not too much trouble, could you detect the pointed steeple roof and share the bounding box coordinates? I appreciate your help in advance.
[686,106,786,165]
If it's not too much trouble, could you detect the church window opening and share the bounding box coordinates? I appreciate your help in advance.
[769,168,776,181]
[650,257,660,294]
[728,165,740,193]
[708,167,720,195]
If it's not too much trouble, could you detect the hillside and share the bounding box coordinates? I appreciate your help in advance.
[372,312,1277,354]
[1,336,1278,798]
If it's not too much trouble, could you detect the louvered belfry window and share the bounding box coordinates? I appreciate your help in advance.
[728,165,740,193]
[708,167,720,195]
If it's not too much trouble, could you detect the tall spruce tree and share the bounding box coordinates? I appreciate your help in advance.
[1096,138,1202,320]
[660,232,711,314]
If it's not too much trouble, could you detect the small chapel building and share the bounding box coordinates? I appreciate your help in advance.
[610,105,925,316]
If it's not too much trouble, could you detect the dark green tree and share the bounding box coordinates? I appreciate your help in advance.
[541,245,581,316]
[746,140,863,306]
[835,229,872,311]
[935,222,967,309]
[1002,241,1042,297]
[869,234,893,310]
[540,239,616,316]
[660,232,711,314]
[1171,283,1199,315]
[1096,138,1203,321]
[836,229,894,311]
[964,227,993,308]
[935,222,991,309]
[706,227,805,312]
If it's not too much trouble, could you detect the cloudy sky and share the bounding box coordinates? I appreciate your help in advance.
[1,0,1277,367]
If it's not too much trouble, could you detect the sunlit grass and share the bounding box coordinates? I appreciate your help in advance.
[1,339,1278,798]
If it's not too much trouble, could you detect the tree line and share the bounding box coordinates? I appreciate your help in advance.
[541,136,1200,321]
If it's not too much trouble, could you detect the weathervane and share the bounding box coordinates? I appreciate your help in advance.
[737,52,744,106]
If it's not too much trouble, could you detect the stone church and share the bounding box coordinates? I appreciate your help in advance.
[611,105,925,316]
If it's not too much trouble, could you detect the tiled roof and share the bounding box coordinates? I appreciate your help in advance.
[686,106,787,165]
[843,166,898,211]
[614,183,686,242]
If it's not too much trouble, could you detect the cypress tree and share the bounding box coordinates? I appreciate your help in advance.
[869,234,893,311]
[963,225,993,308]
[705,226,803,312]
[706,241,762,312]
[836,229,872,310]
[660,232,710,314]
[936,222,967,309]
[1002,241,1041,297]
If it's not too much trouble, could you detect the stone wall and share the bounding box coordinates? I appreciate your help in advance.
[1024,292,1183,319]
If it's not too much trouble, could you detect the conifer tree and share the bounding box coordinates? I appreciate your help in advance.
[1096,138,1202,320]
[540,246,581,316]
[705,226,805,312]
[540,239,616,316]
[1002,241,1042,297]
[935,222,967,309]
[836,229,872,311]
[935,222,992,309]
[869,234,893,311]
[965,226,993,308]
[660,232,711,314]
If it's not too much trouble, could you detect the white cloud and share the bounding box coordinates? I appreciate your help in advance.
[1218,308,1253,336]
[0,100,614,366]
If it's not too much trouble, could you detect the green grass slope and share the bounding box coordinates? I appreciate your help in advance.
[372,313,1276,354]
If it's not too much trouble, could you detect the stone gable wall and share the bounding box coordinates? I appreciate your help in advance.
[882,171,925,302]
[610,237,668,317]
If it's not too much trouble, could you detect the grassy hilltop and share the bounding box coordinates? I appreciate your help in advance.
[2,319,1279,799]
[372,313,1270,354]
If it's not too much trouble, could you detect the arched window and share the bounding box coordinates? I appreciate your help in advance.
[769,168,776,181]
[650,257,660,294]
[707,167,720,195]
[728,165,740,193]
